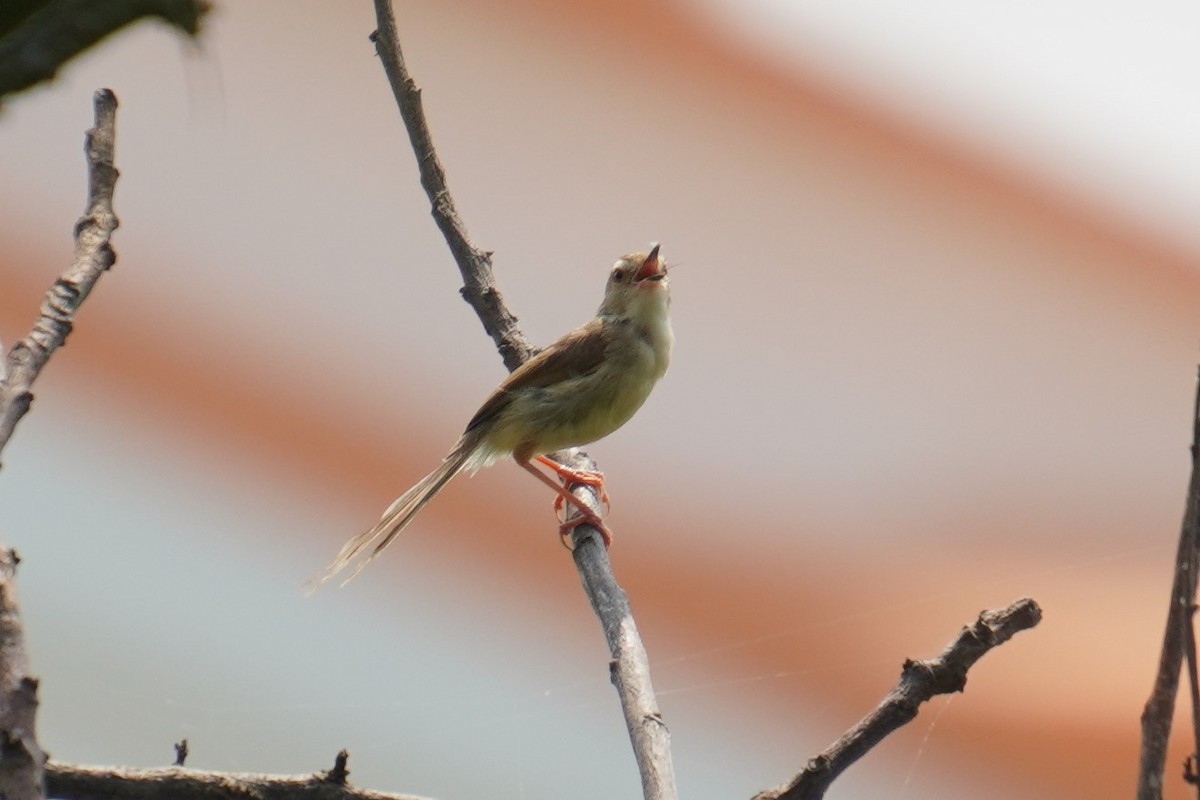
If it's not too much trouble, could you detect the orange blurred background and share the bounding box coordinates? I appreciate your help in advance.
[2,2,1199,798]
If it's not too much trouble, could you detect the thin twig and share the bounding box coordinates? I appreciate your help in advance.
[369,3,677,799]
[0,88,120,464]
[1186,603,1200,798]
[753,597,1042,800]
[0,1,208,103]
[44,759,432,800]
[0,549,46,800]
[369,0,532,371]
[1138,366,1200,800]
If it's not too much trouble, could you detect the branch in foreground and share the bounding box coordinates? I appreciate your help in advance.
[0,549,45,800]
[754,597,1042,800]
[1138,366,1200,800]
[45,757,433,800]
[369,4,676,799]
[0,0,208,103]
[0,88,120,464]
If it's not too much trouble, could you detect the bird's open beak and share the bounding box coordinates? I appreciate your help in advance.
[634,244,664,282]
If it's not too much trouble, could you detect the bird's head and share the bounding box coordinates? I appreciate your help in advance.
[598,244,670,319]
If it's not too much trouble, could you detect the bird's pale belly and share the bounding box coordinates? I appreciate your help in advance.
[484,363,658,459]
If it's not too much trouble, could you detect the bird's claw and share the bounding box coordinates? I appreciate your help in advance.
[553,487,611,517]
[558,513,614,550]
[551,468,611,513]
[530,455,613,549]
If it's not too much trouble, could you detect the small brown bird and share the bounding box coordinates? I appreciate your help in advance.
[311,245,673,587]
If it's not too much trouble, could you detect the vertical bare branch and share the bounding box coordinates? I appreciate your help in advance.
[368,3,677,798]
[0,549,45,800]
[1138,367,1200,800]
[569,495,678,800]
[0,88,120,463]
[1184,609,1200,799]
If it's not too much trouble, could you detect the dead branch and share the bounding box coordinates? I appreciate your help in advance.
[45,756,432,800]
[753,597,1042,800]
[368,0,532,372]
[0,88,120,464]
[1138,366,1200,800]
[0,549,45,800]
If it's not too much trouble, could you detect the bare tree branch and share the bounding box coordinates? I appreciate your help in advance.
[369,3,677,798]
[0,0,208,103]
[0,549,45,800]
[0,88,120,464]
[1138,367,1200,800]
[1185,606,1200,799]
[45,756,433,800]
[753,597,1042,800]
[569,504,677,800]
[369,0,532,372]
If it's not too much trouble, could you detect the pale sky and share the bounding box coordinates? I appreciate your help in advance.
[694,0,1200,256]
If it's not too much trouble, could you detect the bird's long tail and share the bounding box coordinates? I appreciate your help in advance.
[306,436,477,590]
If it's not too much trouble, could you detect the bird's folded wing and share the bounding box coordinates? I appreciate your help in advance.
[464,317,610,433]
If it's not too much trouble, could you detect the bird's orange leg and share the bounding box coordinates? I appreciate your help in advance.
[534,454,611,509]
[517,457,613,548]
[539,458,613,530]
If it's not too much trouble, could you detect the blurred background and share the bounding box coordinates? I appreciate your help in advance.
[2,1,1198,798]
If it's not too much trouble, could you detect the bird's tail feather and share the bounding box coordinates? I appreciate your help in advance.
[306,437,476,591]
